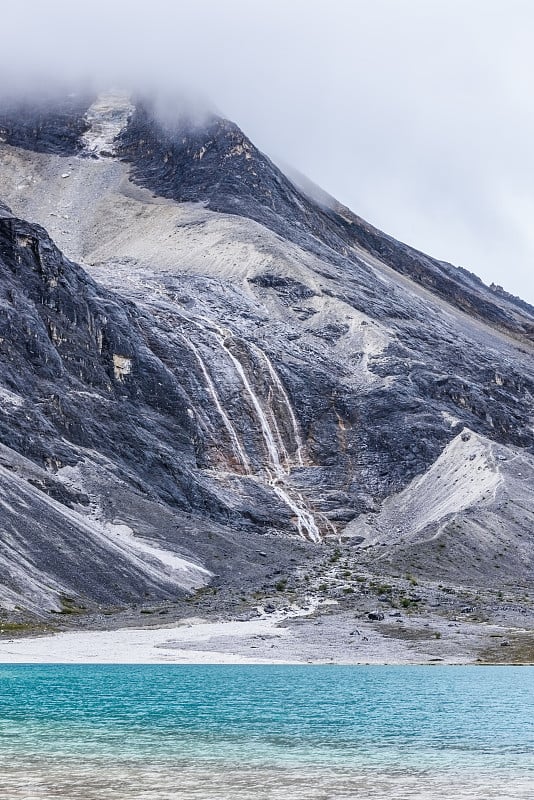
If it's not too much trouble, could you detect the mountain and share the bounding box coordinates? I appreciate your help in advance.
[0,90,533,624]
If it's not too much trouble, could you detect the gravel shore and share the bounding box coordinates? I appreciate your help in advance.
[1,589,533,664]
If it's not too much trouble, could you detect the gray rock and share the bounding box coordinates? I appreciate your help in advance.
[0,92,533,616]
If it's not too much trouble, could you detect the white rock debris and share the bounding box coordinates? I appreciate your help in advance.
[81,91,134,158]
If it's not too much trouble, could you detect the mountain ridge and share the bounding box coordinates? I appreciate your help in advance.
[0,91,533,624]
[2,93,533,340]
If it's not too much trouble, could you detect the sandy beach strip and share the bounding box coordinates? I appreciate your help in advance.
[0,603,324,665]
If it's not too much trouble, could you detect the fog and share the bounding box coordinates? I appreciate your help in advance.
[1,0,533,302]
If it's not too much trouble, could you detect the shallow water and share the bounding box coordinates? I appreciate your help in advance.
[0,665,532,798]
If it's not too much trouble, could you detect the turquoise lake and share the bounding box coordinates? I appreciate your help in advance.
[0,665,532,798]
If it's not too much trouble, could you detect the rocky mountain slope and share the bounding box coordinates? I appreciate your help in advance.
[0,91,533,620]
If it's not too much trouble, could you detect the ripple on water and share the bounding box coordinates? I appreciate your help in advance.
[0,665,532,799]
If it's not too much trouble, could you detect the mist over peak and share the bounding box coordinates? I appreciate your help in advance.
[1,0,533,302]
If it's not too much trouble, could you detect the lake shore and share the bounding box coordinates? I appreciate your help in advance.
[1,599,530,664]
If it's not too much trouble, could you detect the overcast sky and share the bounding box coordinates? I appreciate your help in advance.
[1,0,533,303]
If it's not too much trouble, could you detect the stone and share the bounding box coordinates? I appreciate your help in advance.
[368,611,385,621]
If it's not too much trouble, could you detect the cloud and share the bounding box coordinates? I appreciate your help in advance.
[1,0,533,302]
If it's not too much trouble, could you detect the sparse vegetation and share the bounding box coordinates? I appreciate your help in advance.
[51,595,86,616]
[329,548,341,564]
[0,622,39,634]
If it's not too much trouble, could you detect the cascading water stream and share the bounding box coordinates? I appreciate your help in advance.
[136,287,322,542]
[250,343,305,468]
[177,333,251,472]
[268,481,321,543]
[217,338,284,475]
[213,333,321,543]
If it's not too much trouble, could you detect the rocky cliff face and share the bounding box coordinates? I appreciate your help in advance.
[0,91,533,615]
[0,203,312,612]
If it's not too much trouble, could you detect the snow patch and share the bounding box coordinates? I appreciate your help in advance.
[81,92,134,158]
[0,462,212,611]
[102,520,211,584]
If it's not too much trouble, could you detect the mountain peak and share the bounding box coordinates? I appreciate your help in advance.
[0,88,534,635]
[1,90,533,344]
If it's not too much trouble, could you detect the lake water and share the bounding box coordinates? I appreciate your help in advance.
[0,665,532,799]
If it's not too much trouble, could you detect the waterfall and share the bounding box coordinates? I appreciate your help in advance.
[122,276,323,540]
[250,343,305,467]
[177,333,250,472]
[214,334,321,544]
[269,480,321,543]
[165,304,322,542]
[218,338,284,474]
